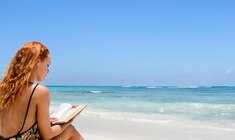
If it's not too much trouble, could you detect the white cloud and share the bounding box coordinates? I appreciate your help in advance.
[225,68,233,74]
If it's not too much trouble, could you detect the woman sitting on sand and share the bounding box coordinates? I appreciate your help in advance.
[0,42,84,140]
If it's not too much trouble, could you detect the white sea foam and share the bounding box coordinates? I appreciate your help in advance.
[121,86,131,88]
[90,90,103,93]
[176,86,200,88]
[82,109,177,124]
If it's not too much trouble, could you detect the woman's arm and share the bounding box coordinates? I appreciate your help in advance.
[35,84,72,140]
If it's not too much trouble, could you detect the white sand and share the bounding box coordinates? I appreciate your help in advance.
[73,112,235,140]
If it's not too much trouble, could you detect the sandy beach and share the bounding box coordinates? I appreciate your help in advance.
[73,111,235,140]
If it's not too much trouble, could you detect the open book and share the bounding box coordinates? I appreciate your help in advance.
[50,103,87,125]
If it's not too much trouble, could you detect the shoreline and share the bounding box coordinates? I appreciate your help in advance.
[73,111,235,140]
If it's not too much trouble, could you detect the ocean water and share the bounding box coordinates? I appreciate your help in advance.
[48,86,235,123]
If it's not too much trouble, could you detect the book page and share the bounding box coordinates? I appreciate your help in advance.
[50,103,72,119]
[52,104,87,125]
[57,107,78,121]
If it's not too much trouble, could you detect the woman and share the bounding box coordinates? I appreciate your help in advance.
[0,42,84,140]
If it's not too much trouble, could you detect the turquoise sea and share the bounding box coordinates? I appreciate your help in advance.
[48,86,235,123]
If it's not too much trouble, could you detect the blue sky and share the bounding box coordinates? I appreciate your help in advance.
[0,0,235,86]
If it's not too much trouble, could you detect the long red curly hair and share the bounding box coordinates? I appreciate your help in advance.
[0,42,49,108]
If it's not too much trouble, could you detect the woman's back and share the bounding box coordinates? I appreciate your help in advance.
[0,84,37,138]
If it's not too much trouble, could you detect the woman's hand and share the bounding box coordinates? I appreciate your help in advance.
[50,117,58,125]
[72,105,77,108]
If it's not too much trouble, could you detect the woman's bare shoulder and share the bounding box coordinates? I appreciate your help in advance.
[35,84,49,92]
[33,84,50,99]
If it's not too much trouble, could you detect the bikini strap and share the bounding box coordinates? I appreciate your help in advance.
[17,83,39,135]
